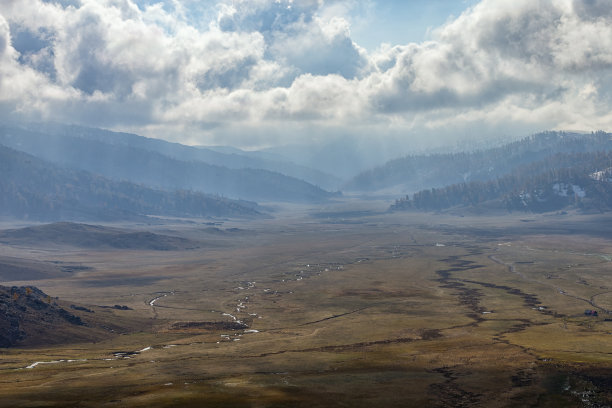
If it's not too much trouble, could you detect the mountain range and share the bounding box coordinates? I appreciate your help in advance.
[345,131,612,195]
[0,123,338,204]
[0,144,262,221]
[391,133,612,213]
[5,122,612,220]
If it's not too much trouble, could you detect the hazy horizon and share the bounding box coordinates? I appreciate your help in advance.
[1,0,611,151]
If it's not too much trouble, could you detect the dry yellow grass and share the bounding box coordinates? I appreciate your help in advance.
[0,211,611,406]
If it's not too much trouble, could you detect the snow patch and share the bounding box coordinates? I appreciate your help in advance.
[25,359,86,369]
[553,183,586,198]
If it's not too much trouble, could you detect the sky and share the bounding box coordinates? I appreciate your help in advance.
[1,0,611,150]
[350,0,480,50]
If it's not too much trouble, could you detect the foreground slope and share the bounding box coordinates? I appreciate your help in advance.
[0,285,147,347]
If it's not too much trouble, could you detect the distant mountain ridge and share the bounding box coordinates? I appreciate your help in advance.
[3,122,341,191]
[0,144,262,221]
[346,131,612,194]
[263,139,405,181]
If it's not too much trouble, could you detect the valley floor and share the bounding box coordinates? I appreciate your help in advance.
[0,208,611,407]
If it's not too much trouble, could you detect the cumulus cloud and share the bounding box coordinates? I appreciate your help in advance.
[216,0,369,80]
[572,0,612,20]
[0,14,10,57]
[362,0,612,133]
[0,0,611,148]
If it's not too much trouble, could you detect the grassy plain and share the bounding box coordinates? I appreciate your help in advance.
[0,208,611,407]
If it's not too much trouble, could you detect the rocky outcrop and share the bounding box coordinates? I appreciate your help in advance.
[0,286,84,348]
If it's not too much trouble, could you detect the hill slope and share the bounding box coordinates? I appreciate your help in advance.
[0,256,76,281]
[0,144,261,221]
[0,286,82,347]
[0,285,147,347]
[391,151,612,213]
[22,122,343,190]
[347,131,612,194]
[0,222,198,250]
[0,124,337,201]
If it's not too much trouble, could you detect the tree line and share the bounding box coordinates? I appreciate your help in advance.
[392,151,612,213]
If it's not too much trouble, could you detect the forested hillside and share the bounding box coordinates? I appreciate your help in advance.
[0,145,261,221]
[0,125,337,202]
[347,131,612,193]
[391,151,612,213]
[15,123,342,190]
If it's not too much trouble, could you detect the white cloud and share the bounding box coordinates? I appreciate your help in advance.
[360,0,612,136]
[0,13,10,57]
[0,0,611,148]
